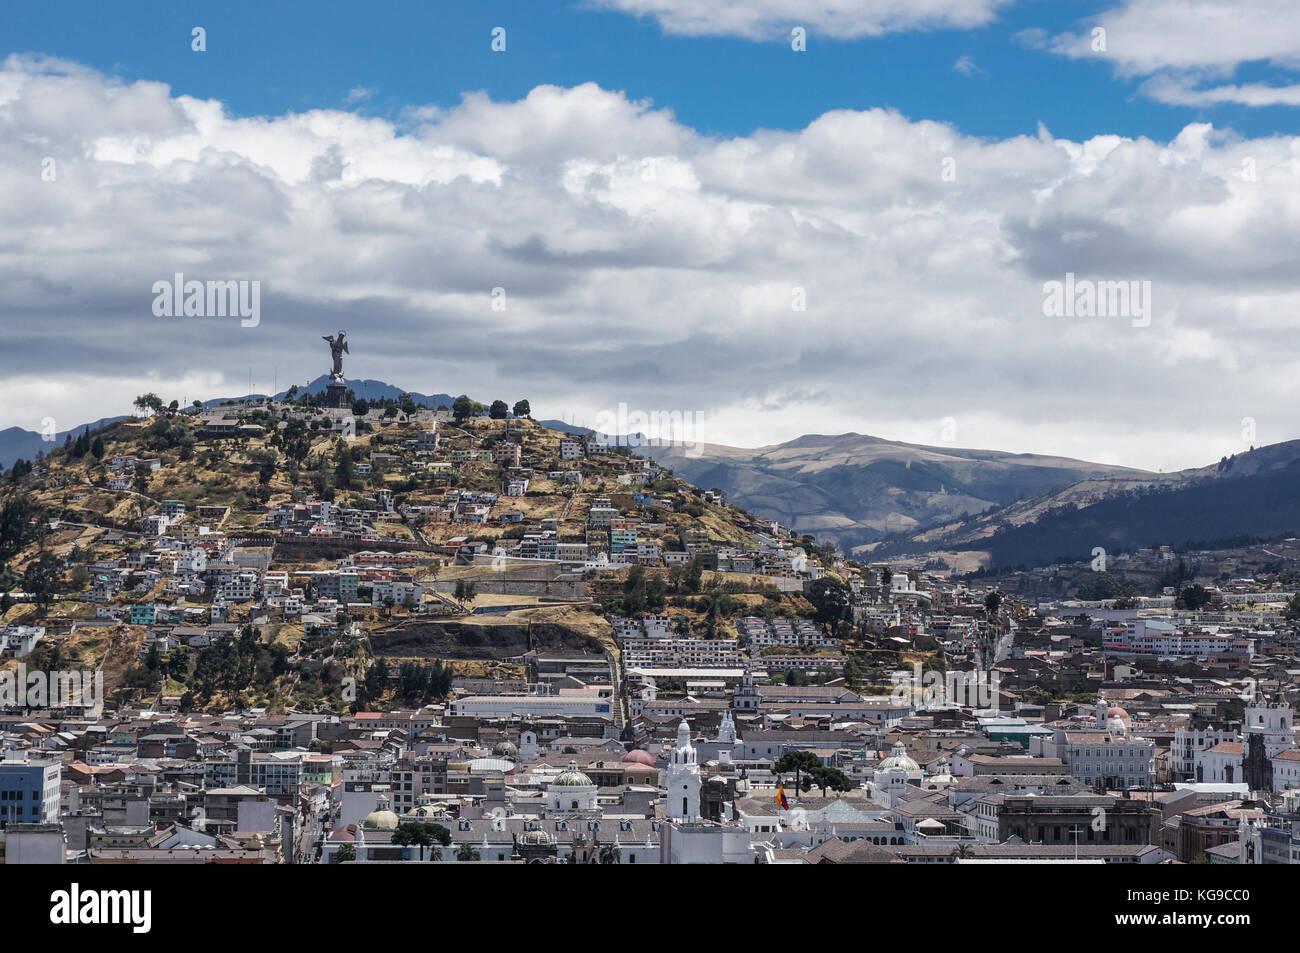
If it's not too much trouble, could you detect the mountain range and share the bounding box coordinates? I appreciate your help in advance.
[643,432,1146,552]
[546,421,1300,570]
[6,382,1297,573]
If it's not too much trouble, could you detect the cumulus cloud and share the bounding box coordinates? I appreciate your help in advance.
[3,55,1300,472]
[1032,0,1300,107]
[586,0,1015,40]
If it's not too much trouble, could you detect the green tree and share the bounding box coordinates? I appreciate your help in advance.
[808,764,855,796]
[133,393,164,416]
[23,552,63,610]
[489,400,508,420]
[774,750,822,795]
[454,580,477,606]
[392,821,451,861]
[512,399,531,418]
[807,577,851,635]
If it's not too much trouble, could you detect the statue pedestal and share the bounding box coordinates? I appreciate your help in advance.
[326,381,348,409]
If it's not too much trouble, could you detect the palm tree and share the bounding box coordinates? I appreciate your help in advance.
[456,843,481,862]
[950,844,975,860]
[335,843,356,863]
[599,843,621,865]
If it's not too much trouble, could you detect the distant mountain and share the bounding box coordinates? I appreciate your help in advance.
[641,432,1148,552]
[198,377,462,409]
[0,418,127,469]
[275,376,461,409]
[881,439,1300,569]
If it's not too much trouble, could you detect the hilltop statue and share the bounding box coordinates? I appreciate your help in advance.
[322,331,349,383]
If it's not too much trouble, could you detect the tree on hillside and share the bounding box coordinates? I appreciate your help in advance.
[133,393,164,416]
[454,580,477,606]
[807,577,851,635]
[1177,584,1212,611]
[489,400,508,420]
[23,552,63,610]
[512,400,530,418]
[0,495,43,561]
[452,396,475,423]
[90,436,105,460]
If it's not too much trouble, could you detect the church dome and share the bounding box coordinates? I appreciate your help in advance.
[362,803,399,831]
[1108,706,1130,720]
[520,828,554,846]
[553,761,594,787]
[622,749,655,767]
[878,742,920,773]
[361,792,399,830]
[494,741,518,757]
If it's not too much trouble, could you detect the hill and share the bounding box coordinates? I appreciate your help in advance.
[0,402,839,711]
[643,432,1146,552]
[876,440,1300,570]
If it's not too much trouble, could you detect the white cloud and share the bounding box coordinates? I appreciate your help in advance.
[3,55,1300,473]
[587,0,1015,40]
[1034,0,1300,107]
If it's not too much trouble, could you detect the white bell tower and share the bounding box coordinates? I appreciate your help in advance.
[717,710,736,745]
[665,719,701,822]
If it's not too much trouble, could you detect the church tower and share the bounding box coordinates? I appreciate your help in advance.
[1244,696,1293,759]
[717,710,737,745]
[665,719,701,822]
[519,729,539,762]
[733,669,760,713]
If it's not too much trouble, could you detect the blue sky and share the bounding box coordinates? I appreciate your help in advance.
[3,0,1297,144]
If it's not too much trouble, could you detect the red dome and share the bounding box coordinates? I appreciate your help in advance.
[1108,706,1130,719]
[622,749,655,767]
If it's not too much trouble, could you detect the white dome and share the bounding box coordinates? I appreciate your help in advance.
[552,760,594,788]
[878,742,920,773]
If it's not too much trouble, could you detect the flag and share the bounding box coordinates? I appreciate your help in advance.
[776,785,789,810]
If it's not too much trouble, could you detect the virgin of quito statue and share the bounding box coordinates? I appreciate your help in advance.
[322,330,349,407]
